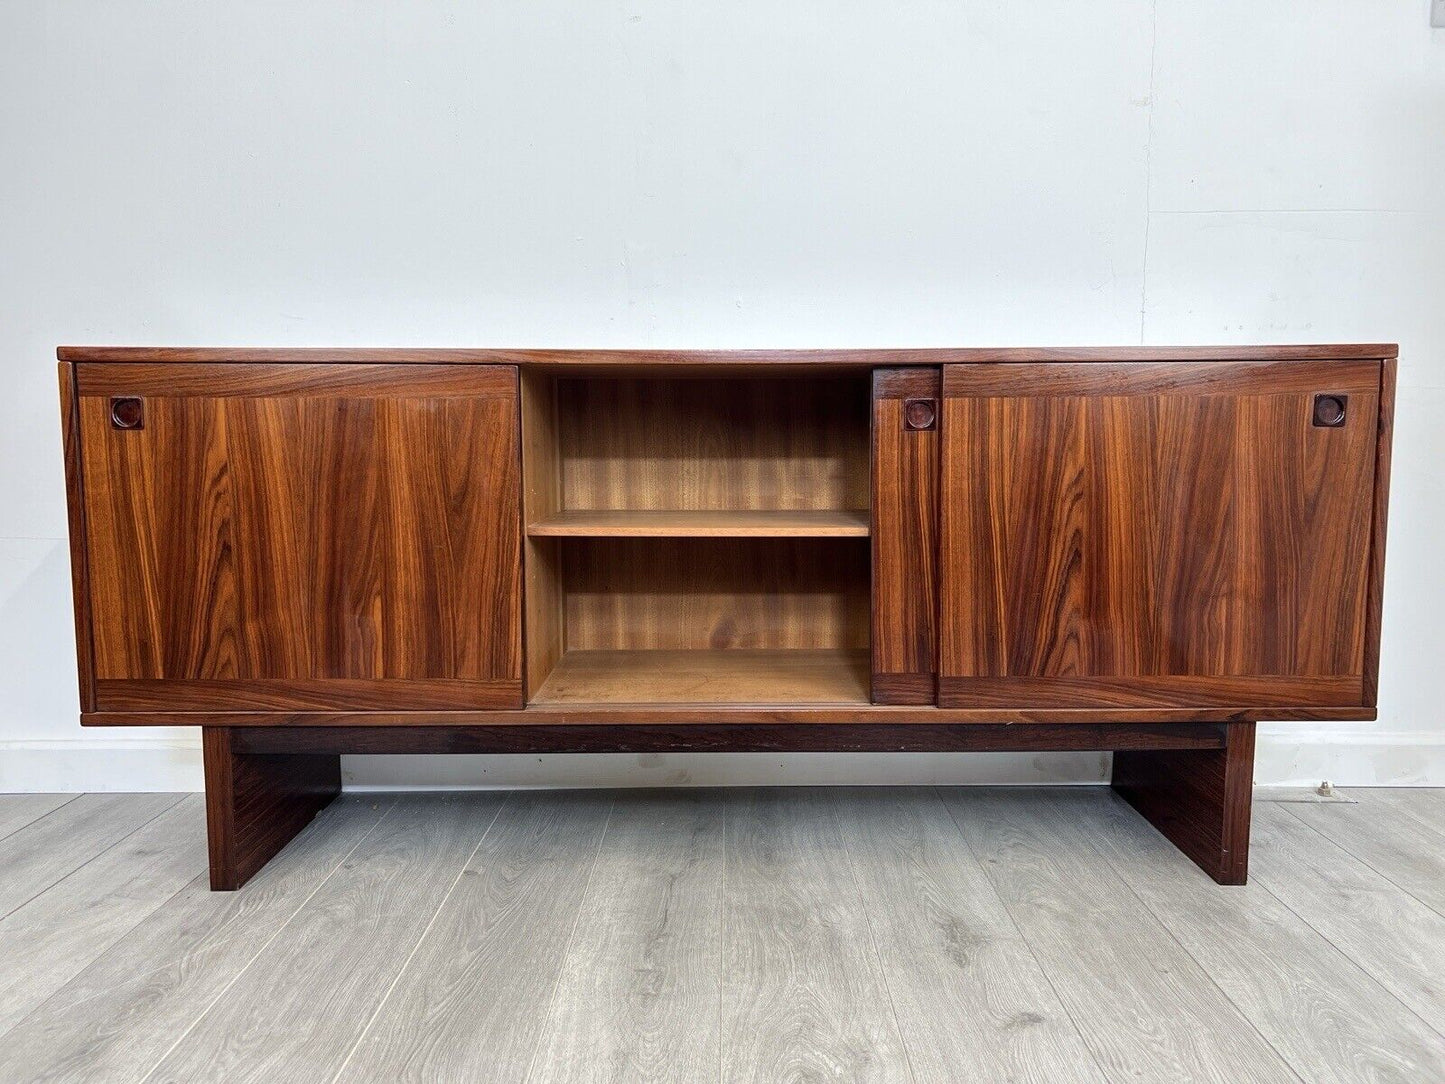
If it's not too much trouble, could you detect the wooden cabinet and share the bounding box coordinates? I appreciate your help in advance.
[57,345,1395,889]
[938,360,1385,714]
[68,362,522,713]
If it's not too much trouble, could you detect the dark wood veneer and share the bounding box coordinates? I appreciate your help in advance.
[96,677,524,712]
[869,673,937,706]
[75,363,523,712]
[871,368,941,704]
[202,727,340,891]
[941,359,1381,397]
[58,363,96,712]
[80,703,1373,726]
[939,360,1379,713]
[76,361,516,398]
[59,344,1398,365]
[1114,721,1256,885]
[1362,356,1396,707]
[939,674,1363,709]
[232,722,1229,756]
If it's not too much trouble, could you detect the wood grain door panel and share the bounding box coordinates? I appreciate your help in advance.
[77,364,522,711]
[939,361,1382,712]
[870,368,941,704]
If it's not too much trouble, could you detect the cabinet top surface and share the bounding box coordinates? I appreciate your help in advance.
[57,344,1397,366]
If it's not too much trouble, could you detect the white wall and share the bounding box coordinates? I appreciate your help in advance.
[1,1,1441,792]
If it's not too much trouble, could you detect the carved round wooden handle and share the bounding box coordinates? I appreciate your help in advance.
[110,396,144,430]
[904,398,937,431]
[1312,394,1347,428]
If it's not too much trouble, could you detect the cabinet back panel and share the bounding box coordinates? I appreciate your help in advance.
[560,538,869,651]
[556,377,869,511]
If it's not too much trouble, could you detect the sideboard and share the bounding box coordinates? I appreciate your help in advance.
[57,345,1396,888]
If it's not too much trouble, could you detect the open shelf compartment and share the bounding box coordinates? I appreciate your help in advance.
[521,370,873,705]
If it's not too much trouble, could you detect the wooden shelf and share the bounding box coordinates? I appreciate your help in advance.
[531,648,870,705]
[526,509,870,538]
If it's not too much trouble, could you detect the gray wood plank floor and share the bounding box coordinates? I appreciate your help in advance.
[0,786,1441,1083]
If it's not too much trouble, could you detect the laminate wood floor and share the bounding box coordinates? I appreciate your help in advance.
[0,786,1440,1083]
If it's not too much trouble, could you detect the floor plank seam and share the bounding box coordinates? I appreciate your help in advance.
[8,789,1444,1081]
[521,793,617,1084]
[1353,790,1445,842]
[1078,791,1310,1084]
[2,879,218,1030]
[1277,801,1445,921]
[328,792,511,1084]
[717,792,727,1084]
[930,786,1113,1083]
[0,796,205,1051]
[0,825,213,1049]
[38,798,395,1025]
[0,793,188,924]
[1249,807,1445,1044]
[0,794,82,846]
[1250,854,1445,1044]
[832,791,919,1084]
[136,797,403,1084]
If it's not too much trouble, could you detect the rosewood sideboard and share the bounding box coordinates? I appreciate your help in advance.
[57,345,1395,888]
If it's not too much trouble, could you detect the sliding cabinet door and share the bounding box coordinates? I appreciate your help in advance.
[870,368,941,703]
[938,360,1384,714]
[74,363,522,712]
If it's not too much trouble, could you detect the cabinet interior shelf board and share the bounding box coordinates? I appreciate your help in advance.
[530,648,871,705]
[526,509,871,538]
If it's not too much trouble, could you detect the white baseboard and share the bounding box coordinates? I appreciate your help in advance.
[1,729,1440,792]
[1255,726,1445,788]
[0,738,205,792]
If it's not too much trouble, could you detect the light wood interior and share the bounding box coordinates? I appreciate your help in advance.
[551,374,869,515]
[520,373,872,704]
[526,509,870,537]
[521,369,565,698]
[531,648,870,705]
[559,539,868,652]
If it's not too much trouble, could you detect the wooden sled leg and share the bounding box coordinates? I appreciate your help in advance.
[202,726,341,890]
[1112,720,1255,885]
